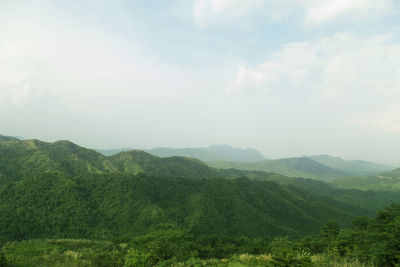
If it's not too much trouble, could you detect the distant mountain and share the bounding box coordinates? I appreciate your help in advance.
[304,155,394,175]
[209,157,343,180]
[143,145,266,162]
[0,134,19,142]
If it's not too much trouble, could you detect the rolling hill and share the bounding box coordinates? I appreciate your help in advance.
[0,172,368,241]
[0,139,227,182]
[208,157,343,180]
[0,139,117,181]
[1,137,400,243]
[109,150,222,178]
[305,154,394,175]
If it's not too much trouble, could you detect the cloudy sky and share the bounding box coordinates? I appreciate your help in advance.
[1,0,400,164]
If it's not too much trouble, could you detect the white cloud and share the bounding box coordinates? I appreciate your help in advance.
[227,33,400,107]
[192,0,396,27]
[0,18,201,110]
[0,37,50,107]
[348,105,400,134]
[304,0,394,25]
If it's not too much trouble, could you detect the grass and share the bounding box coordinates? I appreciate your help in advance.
[1,239,376,267]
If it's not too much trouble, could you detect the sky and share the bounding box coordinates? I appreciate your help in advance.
[1,0,400,165]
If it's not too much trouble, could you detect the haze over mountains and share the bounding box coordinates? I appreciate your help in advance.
[304,155,393,176]
[97,144,394,179]
[97,145,266,162]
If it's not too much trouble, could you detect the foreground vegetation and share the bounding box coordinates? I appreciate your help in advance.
[1,204,400,266]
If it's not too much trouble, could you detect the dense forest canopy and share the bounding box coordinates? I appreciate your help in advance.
[1,136,400,266]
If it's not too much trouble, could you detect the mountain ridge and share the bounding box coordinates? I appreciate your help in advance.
[304,154,394,175]
[1,137,400,242]
[98,144,266,162]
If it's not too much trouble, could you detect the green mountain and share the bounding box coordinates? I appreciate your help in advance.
[0,139,283,183]
[144,145,266,162]
[0,172,368,241]
[0,139,260,182]
[305,154,394,175]
[1,137,400,243]
[0,134,19,142]
[209,157,343,180]
[0,139,117,182]
[109,150,222,178]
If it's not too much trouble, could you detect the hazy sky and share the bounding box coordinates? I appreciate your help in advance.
[1,0,400,165]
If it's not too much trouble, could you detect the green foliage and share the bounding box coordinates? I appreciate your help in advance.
[293,204,400,266]
[0,139,117,182]
[109,150,221,178]
[2,203,400,267]
[0,172,365,241]
[2,137,400,266]
[1,239,126,266]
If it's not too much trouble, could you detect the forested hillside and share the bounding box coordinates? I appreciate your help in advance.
[0,139,117,182]
[1,137,400,266]
[0,172,370,241]
[0,139,227,182]
[3,205,400,266]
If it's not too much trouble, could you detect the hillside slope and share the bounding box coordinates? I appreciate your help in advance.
[109,150,222,178]
[0,139,117,181]
[332,175,400,192]
[305,155,394,175]
[0,139,255,182]
[209,157,343,180]
[1,137,399,243]
[0,173,367,241]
